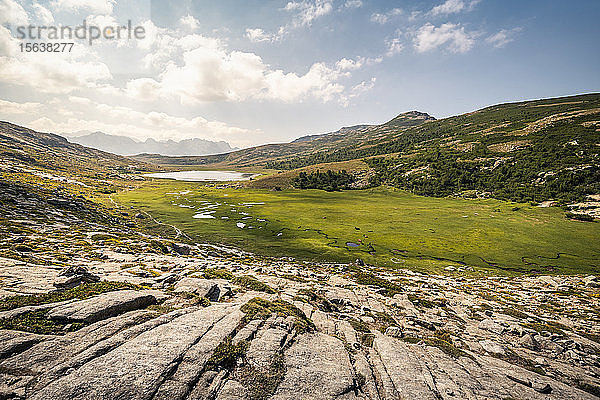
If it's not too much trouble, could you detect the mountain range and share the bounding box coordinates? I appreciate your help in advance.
[68,131,235,156]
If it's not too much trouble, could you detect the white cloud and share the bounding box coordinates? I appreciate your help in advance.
[370,8,402,24]
[156,43,361,104]
[0,0,29,25]
[26,99,260,146]
[0,99,43,115]
[284,0,333,27]
[350,77,375,97]
[344,0,362,9]
[386,36,404,56]
[0,25,112,93]
[486,27,521,48]
[245,28,272,43]
[430,0,480,16]
[414,23,474,53]
[50,0,115,15]
[179,14,199,32]
[31,3,54,24]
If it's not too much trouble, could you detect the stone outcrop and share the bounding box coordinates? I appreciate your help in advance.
[47,290,158,323]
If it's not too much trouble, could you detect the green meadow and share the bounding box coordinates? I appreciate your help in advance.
[112,181,600,275]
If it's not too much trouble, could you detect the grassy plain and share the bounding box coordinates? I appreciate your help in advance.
[111,180,600,275]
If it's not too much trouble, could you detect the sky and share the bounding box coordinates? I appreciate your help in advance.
[0,0,599,148]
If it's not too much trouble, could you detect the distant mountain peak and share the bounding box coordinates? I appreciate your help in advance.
[385,110,435,128]
[68,131,235,156]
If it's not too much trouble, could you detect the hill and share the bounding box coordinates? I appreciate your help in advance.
[137,94,599,204]
[0,121,155,177]
[130,111,436,167]
[68,131,235,156]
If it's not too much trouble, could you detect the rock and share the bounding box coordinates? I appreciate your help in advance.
[479,339,505,355]
[29,305,241,400]
[518,333,538,350]
[0,330,49,359]
[385,326,402,338]
[583,275,600,288]
[172,243,191,255]
[246,325,288,371]
[232,319,263,345]
[355,258,365,266]
[47,290,157,323]
[215,380,249,400]
[478,318,506,335]
[174,278,220,301]
[271,333,357,400]
[53,266,100,289]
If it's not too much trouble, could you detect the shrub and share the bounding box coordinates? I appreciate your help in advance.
[232,276,275,294]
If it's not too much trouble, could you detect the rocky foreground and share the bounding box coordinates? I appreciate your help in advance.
[0,245,599,400]
[0,178,599,399]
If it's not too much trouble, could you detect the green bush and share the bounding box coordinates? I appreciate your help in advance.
[232,276,275,294]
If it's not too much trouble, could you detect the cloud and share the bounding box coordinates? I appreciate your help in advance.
[0,0,29,25]
[385,36,404,56]
[414,23,474,53]
[0,26,112,93]
[284,0,333,27]
[49,0,115,15]
[0,99,43,115]
[31,3,55,24]
[430,0,480,16]
[344,0,362,9]
[26,98,261,146]
[370,8,402,24]
[179,14,199,32]
[156,42,364,104]
[245,28,272,43]
[247,0,334,43]
[486,27,521,48]
[350,77,376,97]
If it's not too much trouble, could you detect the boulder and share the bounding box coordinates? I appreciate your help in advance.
[478,318,506,335]
[47,290,157,323]
[479,339,505,355]
[270,333,357,400]
[174,278,223,301]
[53,266,100,289]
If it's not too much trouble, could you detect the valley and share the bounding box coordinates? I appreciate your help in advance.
[0,94,599,399]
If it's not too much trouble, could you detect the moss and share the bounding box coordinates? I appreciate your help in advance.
[492,348,545,375]
[0,309,86,335]
[360,333,374,347]
[280,274,307,283]
[502,307,529,319]
[203,268,234,280]
[0,281,142,312]
[523,322,566,336]
[294,288,337,312]
[90,233,117,241]
[241,297,314,334]
[176,292,211,307]
[232,276,276,294]
[353,272,403,296]
[149,239,169,254]
[206,338,249,370]
[147,304,178,314]
[349,318,371,333]
[400,336,421,344]
[425,337,473,360]
[14,244,34,252]
[373,311,399,333]
[236,353,286,400]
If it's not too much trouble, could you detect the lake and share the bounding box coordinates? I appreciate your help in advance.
[144,170,258,182]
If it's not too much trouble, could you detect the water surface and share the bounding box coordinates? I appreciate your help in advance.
[144,170,257,182]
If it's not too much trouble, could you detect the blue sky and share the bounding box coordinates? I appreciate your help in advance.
[0,0,599,147]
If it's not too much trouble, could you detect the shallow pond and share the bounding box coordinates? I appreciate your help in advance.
[144,170,257,182]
